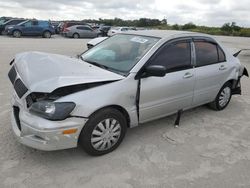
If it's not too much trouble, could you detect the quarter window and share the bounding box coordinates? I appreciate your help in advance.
[194,41,226,67]
[150,41,192,72]
[218,46,226,62]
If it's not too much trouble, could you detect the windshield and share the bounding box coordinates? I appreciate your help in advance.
[81,34,159,74]
[0,19,5,25]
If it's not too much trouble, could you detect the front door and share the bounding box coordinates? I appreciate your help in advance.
[139,39,195,123]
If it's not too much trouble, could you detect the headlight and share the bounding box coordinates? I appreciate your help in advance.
[30,101,76,120]
[8,26,13,29]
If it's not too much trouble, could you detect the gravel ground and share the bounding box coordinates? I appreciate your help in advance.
[0,35,250,188]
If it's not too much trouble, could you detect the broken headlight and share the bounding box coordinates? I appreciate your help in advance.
[30,101,76,121]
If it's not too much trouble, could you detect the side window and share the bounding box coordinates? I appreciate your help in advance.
[24,21,32,27]
[76,26,84,30]
[194,41,226,67]
[32,21,38,26]
[83,26,92,31]
[150,41,192,72]
[12,20,21,25]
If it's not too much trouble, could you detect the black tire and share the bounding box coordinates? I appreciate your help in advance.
[13,30,21,38]
[209,82,232,111]
[43,31,51,38]
[79,108,127,156]
[73,33,80,39]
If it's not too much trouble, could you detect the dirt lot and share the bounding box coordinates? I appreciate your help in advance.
[0,35,250,188]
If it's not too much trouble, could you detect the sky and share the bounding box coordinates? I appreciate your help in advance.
[0,0,250,27]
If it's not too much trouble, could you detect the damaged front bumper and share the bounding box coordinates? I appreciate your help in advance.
[11,94,88,151]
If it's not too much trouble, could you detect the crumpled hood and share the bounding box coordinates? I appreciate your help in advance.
[14,51,124,93]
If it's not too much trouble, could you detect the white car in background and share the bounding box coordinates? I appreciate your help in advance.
[107,27,136,36]
[87,37,108,49]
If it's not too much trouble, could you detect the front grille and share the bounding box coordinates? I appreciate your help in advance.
[14,79,28,98]
[8,66,17,85]
[13,106,21,131]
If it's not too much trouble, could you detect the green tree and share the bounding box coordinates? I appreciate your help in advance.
[182,22,197,30]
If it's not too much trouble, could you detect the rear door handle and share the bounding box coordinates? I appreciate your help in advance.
[183,72,193,79]
[219,65,227,70]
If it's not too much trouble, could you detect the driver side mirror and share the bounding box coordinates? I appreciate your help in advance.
[144,65,166,77]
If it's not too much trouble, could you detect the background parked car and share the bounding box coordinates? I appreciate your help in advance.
[0,19,26,35]
[99,25,111,36]
[63,25,101,38]
[107,27,137,36]
[0,17,12,25]
[7,20,55,38]
[87,37,108,49]
[50,21,60,34]
[61,21,88,34]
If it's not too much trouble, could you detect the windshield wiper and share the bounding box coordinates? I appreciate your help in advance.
[82,59,113,71]
[80,57,127,76]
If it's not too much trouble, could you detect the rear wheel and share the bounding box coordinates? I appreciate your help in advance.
[73,33,80,39]
[209,82,232,110]
[13,30,21,38]
[43,31,51,38]
[79,108,127,156]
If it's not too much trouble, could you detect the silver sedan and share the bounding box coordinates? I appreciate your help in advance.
[8,30,248,156]
[63,25,101,38]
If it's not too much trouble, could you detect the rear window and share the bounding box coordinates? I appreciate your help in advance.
[194,41,226,67]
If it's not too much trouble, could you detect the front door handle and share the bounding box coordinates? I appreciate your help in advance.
[183,72,193,79]
[219,65,227,70]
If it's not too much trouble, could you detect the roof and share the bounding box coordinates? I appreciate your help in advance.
[126,29,209,39]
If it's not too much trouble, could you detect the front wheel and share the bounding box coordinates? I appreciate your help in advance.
[209,82,232,110]
[43,31,51,38]
[73,33,80,39]
[79,108,127,156]
[13,30,21,38]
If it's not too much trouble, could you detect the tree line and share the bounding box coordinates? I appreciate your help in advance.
[82,18,250,37]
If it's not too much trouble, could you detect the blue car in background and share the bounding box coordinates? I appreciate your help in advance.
[6,20,55,38]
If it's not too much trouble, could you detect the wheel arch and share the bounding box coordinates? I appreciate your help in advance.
[43,30,51,34]
[12,29,22,35]
[73,32,80,37]
[88,105,131,128]
[225,79,237,88]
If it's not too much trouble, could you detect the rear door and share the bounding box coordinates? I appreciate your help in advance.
[139,39,195,123]
[32,21,43,35]
[192,38,229,106]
